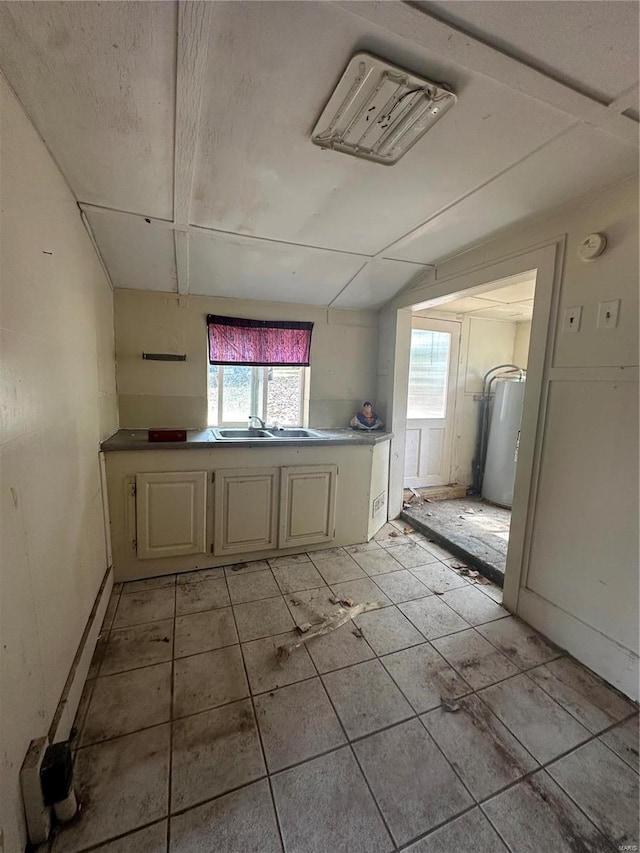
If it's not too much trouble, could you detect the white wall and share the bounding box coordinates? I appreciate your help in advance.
[0,76,117,851]
[114,290,379,430]
[382,177,639,698]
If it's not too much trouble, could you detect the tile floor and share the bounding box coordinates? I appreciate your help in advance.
[50,523,638,853]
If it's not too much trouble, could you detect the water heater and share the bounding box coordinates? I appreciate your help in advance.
[482,378,526,508]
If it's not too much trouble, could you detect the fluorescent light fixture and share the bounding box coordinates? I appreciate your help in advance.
[312,52,456,165]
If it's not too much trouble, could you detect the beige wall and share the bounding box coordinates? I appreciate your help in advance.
[385,177,639,698]
[0,76,116,850]
[114,290,379,430]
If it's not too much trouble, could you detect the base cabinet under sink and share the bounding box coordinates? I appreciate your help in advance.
[135,471,208,560]
[213,467,280,557]
[279,465,337,549]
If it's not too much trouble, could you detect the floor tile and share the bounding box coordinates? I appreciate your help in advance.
[241,631,317,694]
[374,522,412,549]
[403,808,508,852]
[548,740,639,847]
[312,553,367,585]
[173,645,248,718]
[175,577,230,616]
[417,540,458,561]
[284,586,340,626]
[81,663,172,746]
[123,574,176,594]
[322,659,413,739]
[476,580,504,603]
[482,770,613,853]
[527,656,636,733]
[432,629,518,689]
[224,558,271,576]
[101,620,174,675]
[234,596,294,642]
[354,606,425,656]
[599,714,639,772]
[272,561,325,593]
[422,694,538,801]
[171,700,265,812]
[381,643,471,713]
[113,587,175,628]
[268,553,311,568]
[345,540,382,554]
[384,542,439,569]
[169,779,281,853]
[174,607,237,658]
[307,546,348,560]
[477,616,561,669]
[409,562,469,594]
[329,577,391,607]
[89,820,167,852]
[305,621,375,674]
[479,673,591,763]
[227,569,280,604]
[372,569,432,604]
[271,747,393,853]
[53,725,170,853]
[255,677,346,771]
[177,566,224,584]
[354,718,473,846]
[351,548,404,576]
[440,585,508,628]
[399,596,470,640]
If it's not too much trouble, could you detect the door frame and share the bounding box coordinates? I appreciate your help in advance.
[381,239,563,613]
[404,316,461,488]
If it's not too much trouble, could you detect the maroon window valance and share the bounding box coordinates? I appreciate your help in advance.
[207,314,314,366]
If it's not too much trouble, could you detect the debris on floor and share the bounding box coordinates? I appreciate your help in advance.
[440,697,460,713]
[276,601,383,659]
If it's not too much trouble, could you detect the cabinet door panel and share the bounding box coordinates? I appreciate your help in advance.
[136,471,207,560]
[279,465,337,549]
[214,468,279,556]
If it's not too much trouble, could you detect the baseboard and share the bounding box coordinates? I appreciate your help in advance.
[48,566,114,744]
[518,587,639,702]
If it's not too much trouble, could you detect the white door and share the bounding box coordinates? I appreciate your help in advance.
[404,318,460,488]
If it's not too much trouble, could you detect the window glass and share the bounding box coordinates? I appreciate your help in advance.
[266,367,303,426]
[221,366,253,424]
[407,329,451,419]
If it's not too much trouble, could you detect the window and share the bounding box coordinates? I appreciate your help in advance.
[407,328,451,419]
[208,365,306,427]
[206,313,312,427]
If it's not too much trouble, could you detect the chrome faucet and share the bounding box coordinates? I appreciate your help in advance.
[248,414,266,429]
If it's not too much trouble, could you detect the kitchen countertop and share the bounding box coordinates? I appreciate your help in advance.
[101,428,393,452]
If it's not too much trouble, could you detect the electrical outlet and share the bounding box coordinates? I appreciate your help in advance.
[372,491,386,516]
[597,299,620,329]
[562,306,582,334]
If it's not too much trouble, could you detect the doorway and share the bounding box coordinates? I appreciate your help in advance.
[404,318,461,489]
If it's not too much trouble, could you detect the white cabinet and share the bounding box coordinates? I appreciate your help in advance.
[213,467,279,556]
[279,465,337,549]
[136,471,207,560]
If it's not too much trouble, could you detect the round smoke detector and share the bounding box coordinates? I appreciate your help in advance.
[578,233,607,262]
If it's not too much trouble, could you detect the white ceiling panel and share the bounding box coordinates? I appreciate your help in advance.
[418,1,640,103]
[0,1,177,219]
[477,279,536,304]
[190,0,573,255]
[85,210,177,292]
[469,302,534,321]
[387,124,638,264]
[331,258,428,309]
[188,230,365,306]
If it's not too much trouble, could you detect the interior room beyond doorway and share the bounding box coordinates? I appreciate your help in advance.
[402,271,536,584]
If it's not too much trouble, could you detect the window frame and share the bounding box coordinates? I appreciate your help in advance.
[207,364,308,428]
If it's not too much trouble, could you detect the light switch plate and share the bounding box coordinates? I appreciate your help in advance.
[597,299,620,329]
[562,306,582,333]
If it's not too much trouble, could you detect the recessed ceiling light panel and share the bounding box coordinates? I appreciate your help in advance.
[312,52,456,165]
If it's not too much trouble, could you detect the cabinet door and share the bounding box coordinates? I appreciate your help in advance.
[279,465,337,549]
[214,468,279,556]
[136,471,207,560]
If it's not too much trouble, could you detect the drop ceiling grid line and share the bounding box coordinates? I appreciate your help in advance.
[327,259,371,308]
[374,122,580,261]
[334,0,638,144]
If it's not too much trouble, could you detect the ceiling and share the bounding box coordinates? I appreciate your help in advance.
[0,1,637,309]
[416,271,537,322]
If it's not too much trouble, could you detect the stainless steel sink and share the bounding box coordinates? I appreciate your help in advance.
[268,428,326,438]
[213,429,273,439]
